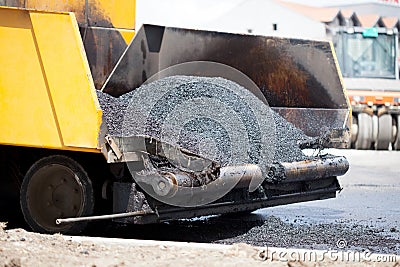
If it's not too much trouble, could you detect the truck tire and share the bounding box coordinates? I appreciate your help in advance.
[371,115,379,146]
[394,115,400,150]
[375,114,392,150]
[350,115,358,148]
[20,155,94,234]
[355,113,373,150]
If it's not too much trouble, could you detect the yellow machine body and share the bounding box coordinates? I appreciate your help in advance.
[1,0,136,29]
[0,0,352,235]
[0,0,137,152]
[0,0,350,152]
[0,7,101,151]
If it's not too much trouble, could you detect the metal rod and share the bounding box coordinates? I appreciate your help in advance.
[56,210,155,225]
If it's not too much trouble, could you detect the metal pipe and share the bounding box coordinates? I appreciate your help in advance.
[134,164,263,198]
[56,210,155,225]
[136,156,347,198]
[160,164,262,196]
[164,164,262,188]
[218,164,263,191]
[280,156,349,182]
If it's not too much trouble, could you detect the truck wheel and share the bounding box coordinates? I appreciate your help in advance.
[20,155,94,234]
[394,115,400,150]
[371,115,378,147]
[375,114,392,150]
[350,115,358,148]
[355,113,372,150]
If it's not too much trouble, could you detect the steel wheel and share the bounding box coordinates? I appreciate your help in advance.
[371,115,378,146]
[394,115,400,150]
[20,155,94,234]
[350,115,358,148]
[355,113,373,150]
[375,114,392,150]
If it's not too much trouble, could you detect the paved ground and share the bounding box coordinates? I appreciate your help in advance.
[83,149,400,255]
[246,149,400,253]
[2,225,398,266]
[264,149,400,228]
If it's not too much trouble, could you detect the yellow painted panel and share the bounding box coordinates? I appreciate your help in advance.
[0,8,63,148]
[119,29,135,45]
[25,0,85,23]
[0,7,102,151]
[90,0,135,29]
[330,41,351,110]
[29,11,102,149]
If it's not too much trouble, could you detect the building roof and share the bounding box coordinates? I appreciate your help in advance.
[382,16,399,28]
[280,0,399,28]
[278,1,340,22]
[328,2,400,19]
[340,9,355,19]
[357,14,383,27]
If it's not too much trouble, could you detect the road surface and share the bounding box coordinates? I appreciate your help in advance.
[0,150,399,258]
[83,149,400,255]
[264,149,400,227]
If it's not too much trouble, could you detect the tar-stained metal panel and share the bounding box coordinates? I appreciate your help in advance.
[88,0,135,29]
[25,0,86,24]
[272,107,350,142]
[0,0,24,7]
[83,27,134,89]
[21,0,136,30]
[103,25,348,110]
[101,25,351,146]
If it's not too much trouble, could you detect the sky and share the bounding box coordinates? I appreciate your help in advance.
[135,0,389,29]
[136,0,376,24]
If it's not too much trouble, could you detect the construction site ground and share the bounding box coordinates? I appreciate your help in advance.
[0,149,399,266]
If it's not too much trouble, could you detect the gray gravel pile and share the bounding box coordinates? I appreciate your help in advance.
[97,90,127,135]
[97,76,311,165]
[270,111,311,162]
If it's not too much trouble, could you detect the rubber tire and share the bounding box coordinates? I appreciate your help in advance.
[393,115,400,150]
[355,113,373,150]
[375,114,392,150]
[350,115,358,148]
[371,115,378,146]
[20,155,94,234]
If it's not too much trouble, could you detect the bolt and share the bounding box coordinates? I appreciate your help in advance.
[158,181,166,190]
